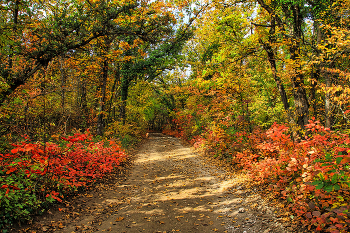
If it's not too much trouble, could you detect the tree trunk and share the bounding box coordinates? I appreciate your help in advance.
[309,69,319,118]
[325,72,333,128]
[80,76,88,130]
[256,1,310,129]
[97,59,108,136]
[108,64,120,122]
[290,45,309,128]
[290,5,309,129]
[261,41,290,111]
[119,76,130,125]
[259,17,292,124]
[59,57,66,113]
[8,0,19,69]
[309,20,322,119]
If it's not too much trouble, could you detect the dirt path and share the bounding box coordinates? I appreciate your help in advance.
[20,133,293,233]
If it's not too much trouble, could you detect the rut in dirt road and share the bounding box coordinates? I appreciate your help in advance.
[58,133,289,233]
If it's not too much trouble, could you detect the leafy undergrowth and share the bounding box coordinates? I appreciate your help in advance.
[105,121,146,148]
[164,119,350,232]
[0,130,127,231]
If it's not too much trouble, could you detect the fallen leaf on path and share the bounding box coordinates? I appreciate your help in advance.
[115,217,124,222]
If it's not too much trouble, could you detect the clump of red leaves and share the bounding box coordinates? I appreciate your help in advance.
[162,128,183,138]
[171,115,350,232]
[0,130,127,228]
[241,120,350,232]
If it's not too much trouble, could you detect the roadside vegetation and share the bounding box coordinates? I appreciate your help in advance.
[1,0,350,232]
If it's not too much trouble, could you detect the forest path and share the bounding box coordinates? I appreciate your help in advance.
[24,133,291,233]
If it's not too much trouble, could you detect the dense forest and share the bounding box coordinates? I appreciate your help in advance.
[1,0,350,232]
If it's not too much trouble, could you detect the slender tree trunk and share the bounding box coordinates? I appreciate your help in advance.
[97,59,108,135]
[309,69,319,118]
[325,72,333,128]
[80,76,88,130]
[309,20,322,119]
[119,76,130,125]
[290,5,309,129]
[259,17,292,124]
[3,0,19,84]
[290,46,309,128]
[96,35,114,135]
[59,57,66,113]
[8,0,19,69]
[108,64,120,122]
[246,101,252,133]
[261,41,290,111]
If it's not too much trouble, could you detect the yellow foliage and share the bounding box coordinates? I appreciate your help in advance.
[105,121,145,140]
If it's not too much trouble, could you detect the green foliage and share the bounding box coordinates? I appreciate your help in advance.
[1,0,350,232]
[127,80,169,131]
[312,152,350,192]
[0,170,41,229]
[105,121,144,148]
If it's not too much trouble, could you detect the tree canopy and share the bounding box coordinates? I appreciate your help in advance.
[1,0,350,232]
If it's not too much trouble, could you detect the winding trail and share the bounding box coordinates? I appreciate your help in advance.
[27,133,292,233]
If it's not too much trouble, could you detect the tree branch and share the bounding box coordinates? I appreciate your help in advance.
[256,0,285,30]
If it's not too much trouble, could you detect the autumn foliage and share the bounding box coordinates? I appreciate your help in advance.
[161,73,350,232]
[159,0,350,231]
[249,120,350,232]
[1,0,350,231]
[165,111,350,232]
[0,131,127,229]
